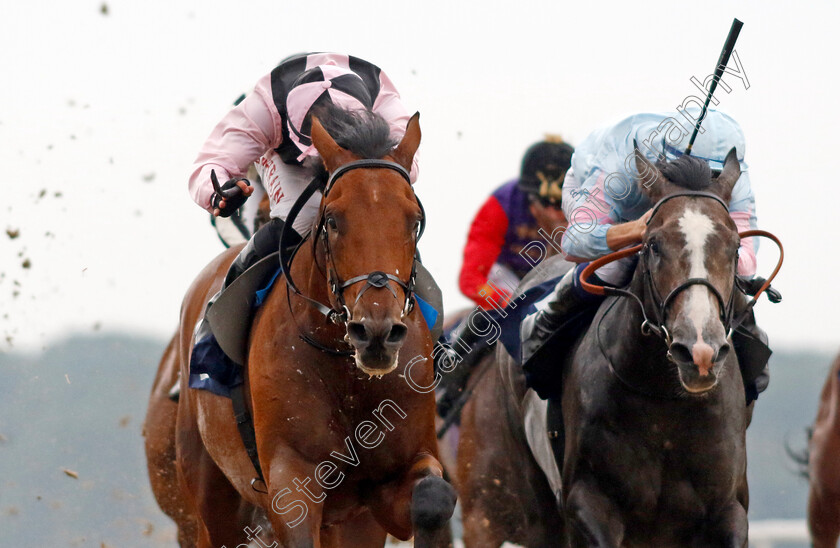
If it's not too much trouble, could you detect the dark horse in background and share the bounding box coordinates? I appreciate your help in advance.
[458,148,761,547]
[144,108,456,547]
[455,271,569,547]
[804,351,840,547]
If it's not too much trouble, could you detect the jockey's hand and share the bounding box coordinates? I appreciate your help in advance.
[211,170,254,217]
[636,208,654,236]
[478,283,512,309]
[606,208,654,251]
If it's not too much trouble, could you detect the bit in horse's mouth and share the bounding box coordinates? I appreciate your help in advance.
[355,351,400,378]
[680,381,719,395]
[676,368,720,395]
[668,354,721,394]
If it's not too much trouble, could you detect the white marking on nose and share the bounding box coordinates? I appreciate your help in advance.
[678,209,716,345]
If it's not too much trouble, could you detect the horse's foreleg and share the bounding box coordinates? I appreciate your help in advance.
[411,474,458,548]
[565,483,624,548]
[264,455,324,548]
[145,335,199,547]
[176,395,253,548]
[320,509,387,548]
[698,500,748,548]
[178,435,256,548]
[366,453,457,547]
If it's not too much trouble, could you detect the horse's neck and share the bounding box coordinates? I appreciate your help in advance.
[601,276,682,397]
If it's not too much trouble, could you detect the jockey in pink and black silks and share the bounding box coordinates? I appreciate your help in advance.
[178,53,440,400]
[189,52,419,236]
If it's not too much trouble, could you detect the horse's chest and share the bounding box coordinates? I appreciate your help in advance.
[572,401,744,521]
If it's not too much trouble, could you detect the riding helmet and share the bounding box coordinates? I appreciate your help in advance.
[518,136,574,207]
[286,64,374,157]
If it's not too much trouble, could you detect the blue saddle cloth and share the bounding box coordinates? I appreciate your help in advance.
[189,333,243,397]
[189,267,439,398]
[501,273,606,399]
[496,278,561,362]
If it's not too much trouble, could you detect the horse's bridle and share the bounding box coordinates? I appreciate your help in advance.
[639,191,734,343]
[238,159,424,493]
[319,160,425,324]
[280,159,425,330]
[580,191,783,345]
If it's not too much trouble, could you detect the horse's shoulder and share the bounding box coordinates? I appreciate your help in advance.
[573,296,625,377]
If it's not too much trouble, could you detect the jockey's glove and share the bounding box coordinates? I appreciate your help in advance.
[211,177,251,217]
[477,283,512,309]
[736,275,782,304]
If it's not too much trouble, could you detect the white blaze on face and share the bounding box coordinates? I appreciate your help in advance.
[678,209,716,342]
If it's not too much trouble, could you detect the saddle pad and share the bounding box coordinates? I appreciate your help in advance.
[207,251,283,367]
[497,277,560,360]
[415,262,443,341]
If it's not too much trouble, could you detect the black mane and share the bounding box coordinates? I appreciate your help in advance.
[655,154,712,191]
[314,103,397,160]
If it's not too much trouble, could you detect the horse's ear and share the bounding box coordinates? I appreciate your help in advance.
[390,112,421,177]
[311,116,355,173]
[711,147,741,202]
[634,140,668,202]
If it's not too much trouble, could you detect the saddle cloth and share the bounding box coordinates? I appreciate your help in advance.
[496,273,599,400]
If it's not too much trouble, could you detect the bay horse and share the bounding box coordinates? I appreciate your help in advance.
[456,258,571,547]
[806,351,840,547]
[459,148,775,547]
[144,108,456,547]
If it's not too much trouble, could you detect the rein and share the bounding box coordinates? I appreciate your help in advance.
[278,159,425,347]
[579,192,784,345]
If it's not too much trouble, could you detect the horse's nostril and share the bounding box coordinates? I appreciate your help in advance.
[715,343,731,363]
[669,342,693,365]
[347,322,369,343]
[387,323,408,344]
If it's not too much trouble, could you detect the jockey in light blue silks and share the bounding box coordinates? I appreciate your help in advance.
[520,107,774,404]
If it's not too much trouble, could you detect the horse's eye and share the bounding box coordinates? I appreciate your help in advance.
[326,216,338,231]
[649,240,660,256]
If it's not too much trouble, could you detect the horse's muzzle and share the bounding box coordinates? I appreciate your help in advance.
[346,318,408,375]
[669,338,731,393]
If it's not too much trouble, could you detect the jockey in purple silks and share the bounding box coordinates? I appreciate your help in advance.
[436,138,574,418]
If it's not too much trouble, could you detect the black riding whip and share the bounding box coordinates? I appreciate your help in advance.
[684,18,744,155]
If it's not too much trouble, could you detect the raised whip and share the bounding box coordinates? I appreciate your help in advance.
[685,18,744,155]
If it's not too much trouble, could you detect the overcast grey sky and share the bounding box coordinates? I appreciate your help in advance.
[1,0,838,353]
